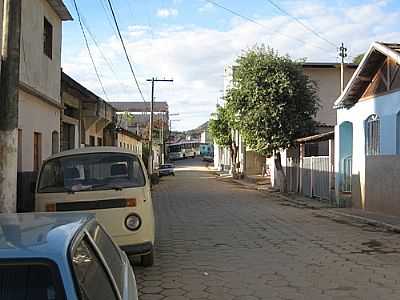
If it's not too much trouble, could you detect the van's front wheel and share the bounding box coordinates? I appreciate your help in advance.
[141,251,154,267]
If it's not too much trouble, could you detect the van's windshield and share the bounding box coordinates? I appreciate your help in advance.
[38,153,146,193]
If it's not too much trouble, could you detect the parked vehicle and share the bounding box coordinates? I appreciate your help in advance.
[0,212,138,300]
[35,147,155,267]
[202,155,214,163]
[158,164,175,177]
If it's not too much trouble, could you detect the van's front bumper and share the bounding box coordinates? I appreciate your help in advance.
[120,242,153,256]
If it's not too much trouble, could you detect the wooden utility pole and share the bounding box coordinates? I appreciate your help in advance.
[339,43,347,93]
[0,0,22,213]
[161,112,164,164]
[146,78,173,175]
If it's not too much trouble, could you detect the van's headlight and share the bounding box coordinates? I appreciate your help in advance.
[125,214,141,231]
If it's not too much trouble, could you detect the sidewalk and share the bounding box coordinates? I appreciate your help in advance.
[230,176,400,233]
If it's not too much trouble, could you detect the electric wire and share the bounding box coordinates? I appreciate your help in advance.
[106,0,147,104]
[72,0,110,100]
[265,0,337,49]
[80,17,128,93]
[98,0,120,39]
[203,0,334,54]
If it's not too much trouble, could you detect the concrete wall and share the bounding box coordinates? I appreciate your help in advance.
[365,156,400,215]
[245,151,265,175]
[20,0,63,102]
[336,91,400,208]
[18,90,60,172]
[304,66,354,126]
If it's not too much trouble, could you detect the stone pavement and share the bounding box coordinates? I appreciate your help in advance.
[232,175,400,233]
[134,159,400,299]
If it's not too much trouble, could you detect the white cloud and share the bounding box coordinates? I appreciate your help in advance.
[63,1,400,130]
[156,8,178,18]
[198,2,215,13]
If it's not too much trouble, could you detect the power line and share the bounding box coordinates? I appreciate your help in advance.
[105,0,147,103]
[72,0,109,100]
[98,0,120,38]
[203,0,334,53]
[80,17,128,93]
[265,0,337,49]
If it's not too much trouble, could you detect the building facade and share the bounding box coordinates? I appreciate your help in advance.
[61,72,115,149]
[335,42,400,214]
[117,128,143,157]
[16,0,72,211]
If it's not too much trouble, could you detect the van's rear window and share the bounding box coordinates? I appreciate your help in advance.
[38,153,145,193]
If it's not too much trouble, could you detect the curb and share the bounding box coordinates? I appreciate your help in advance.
[324,210,400,234]
[230,178,400,233]
[231,178,332,210]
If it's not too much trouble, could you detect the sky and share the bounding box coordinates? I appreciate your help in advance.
[61,0,400,131]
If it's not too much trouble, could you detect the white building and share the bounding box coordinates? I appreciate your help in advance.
[11,0,72,211]
[335,42,400,215]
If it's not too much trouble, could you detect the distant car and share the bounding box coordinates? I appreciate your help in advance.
[0,212,139,300]
[202,155,214,163]
[158,164,175,177]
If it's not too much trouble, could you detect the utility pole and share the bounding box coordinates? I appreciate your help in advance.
[339,42,348,93]
[161,112,164,164]
[146,78,173,175]
[0,0,22,213]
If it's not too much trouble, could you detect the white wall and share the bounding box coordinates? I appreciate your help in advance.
[18,90,60,172]
[20,0,62,102]
[336,91,400,207]
[213,142,232,172]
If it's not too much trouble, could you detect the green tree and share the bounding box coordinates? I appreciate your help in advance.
[353,53,364,65]
[209,105,240,175]
[225,46,319,191]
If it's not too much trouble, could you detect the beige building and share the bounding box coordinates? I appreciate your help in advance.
[117,128,143,157]
[302,63,357,127]
[12,0,72,211]
[61,72,115,150]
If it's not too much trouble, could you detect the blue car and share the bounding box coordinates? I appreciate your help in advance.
[0,212,138,300]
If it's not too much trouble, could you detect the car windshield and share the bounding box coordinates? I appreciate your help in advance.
[38,152,145,193]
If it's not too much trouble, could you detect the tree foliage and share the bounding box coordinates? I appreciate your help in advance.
[209,105,233,146]
[353,53,364,65]
[224,46,319,156]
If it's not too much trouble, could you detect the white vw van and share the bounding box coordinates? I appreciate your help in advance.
[35,147,155,266]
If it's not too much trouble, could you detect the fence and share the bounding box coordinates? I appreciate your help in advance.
[288,156,331,201]
[286,157,300,193]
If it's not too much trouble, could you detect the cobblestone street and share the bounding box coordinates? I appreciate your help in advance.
[135,159,400,300]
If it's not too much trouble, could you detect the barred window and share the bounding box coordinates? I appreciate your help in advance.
[365,114,380,156]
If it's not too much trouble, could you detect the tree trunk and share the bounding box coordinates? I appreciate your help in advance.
[230,142,238,177]
[275,151,287,193]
